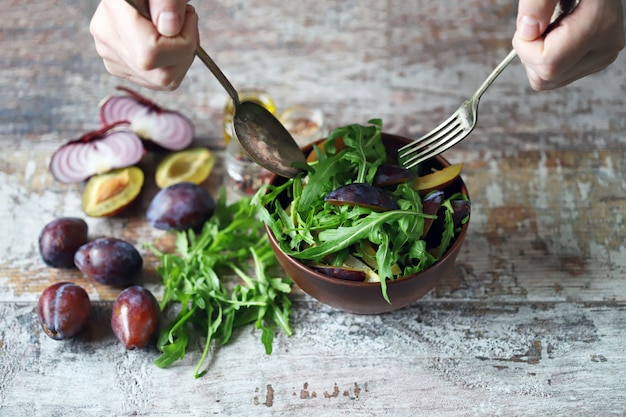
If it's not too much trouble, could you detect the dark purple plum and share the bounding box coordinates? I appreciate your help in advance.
[451,199,471,227]
[312,265,367,282]
[111,286,160,349]
[421,190,445,238]
[373,164,414,187]
[74,237,143,286]
[425,199,471,249]
[146,182,215,230]
[325,183,400,212]
[37,282,90,340]
[38,217,88,268]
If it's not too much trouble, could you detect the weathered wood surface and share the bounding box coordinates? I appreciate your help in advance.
[1,1,626,416]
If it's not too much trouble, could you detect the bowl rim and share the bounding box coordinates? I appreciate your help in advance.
[265,132,470,289]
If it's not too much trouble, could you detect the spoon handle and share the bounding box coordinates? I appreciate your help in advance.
[192,47,240,106]
[124,0,240,106]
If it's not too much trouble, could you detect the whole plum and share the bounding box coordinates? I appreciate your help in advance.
[37,282,90,340]
[146,182,215,230]
[38,217,88,268]
[111,286,160,349]
[74,237,143,286]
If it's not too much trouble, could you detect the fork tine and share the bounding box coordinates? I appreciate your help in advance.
[402,120,460,158]
[399,119,463,167]
[398,112,459,157]
[401,124,461,167]
[402,126,470,169]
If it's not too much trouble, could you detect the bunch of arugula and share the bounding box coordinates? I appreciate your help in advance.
[257,119,466,303]
[149,189,293,378]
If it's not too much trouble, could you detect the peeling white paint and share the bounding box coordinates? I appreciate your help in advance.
[576,181,592,201]
[532,151,550,209]
[597,155,616,187]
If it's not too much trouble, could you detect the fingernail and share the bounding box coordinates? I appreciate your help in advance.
[157,11,182,37]
[518,15,541,41]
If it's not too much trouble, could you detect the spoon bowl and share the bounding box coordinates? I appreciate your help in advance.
[233,101,305,178]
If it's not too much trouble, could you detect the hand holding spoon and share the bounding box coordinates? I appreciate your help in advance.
[124,0,305,178]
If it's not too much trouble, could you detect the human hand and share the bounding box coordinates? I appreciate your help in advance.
[89,0,199,91]
[512,0,625,90]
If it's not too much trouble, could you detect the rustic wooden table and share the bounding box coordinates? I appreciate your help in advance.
[2,1,625,416]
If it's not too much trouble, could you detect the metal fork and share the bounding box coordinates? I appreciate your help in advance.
[399,0,579,169]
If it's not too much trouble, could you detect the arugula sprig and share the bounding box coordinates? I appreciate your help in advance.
[149,189,293,378]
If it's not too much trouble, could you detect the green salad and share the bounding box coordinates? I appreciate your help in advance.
[256,119,469,303]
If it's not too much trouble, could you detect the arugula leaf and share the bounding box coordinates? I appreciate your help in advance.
[288,210,429,260]
[298,151,349,211]
[340,119,385,183]
[149,191,293,378]
[437,199,456,259]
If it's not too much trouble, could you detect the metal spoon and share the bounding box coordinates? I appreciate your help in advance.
[124,0,305,178]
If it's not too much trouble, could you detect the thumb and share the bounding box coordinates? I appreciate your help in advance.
[149,0,189,37]
[516,0,561,41]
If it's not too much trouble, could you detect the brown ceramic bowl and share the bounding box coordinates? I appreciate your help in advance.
[265,132,470,314]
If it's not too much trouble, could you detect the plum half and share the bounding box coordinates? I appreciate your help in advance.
[155,147,215,189]
[82,166,144,217]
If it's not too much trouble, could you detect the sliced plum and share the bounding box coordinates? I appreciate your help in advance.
[451,199,471,227]
[325,183,400,212]
[413,163,463,195]
[373,164,414,187]
[424,198,471,250]
[312,264,367,282]
[421,190,445,238]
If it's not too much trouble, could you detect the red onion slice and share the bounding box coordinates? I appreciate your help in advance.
[100,87,194,151]
[49,124,145,184]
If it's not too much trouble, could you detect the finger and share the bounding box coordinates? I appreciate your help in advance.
[90,3,129,76]
[523,48,621,90]
[110,1,193,72]
[180,4,200,46]
[513,1,614,84]
[147,57,195,90]
[95,27,189,91]
[147,0,190,37]
[516,0,561,40]
[104,54,188,91]
[138,5,198,70]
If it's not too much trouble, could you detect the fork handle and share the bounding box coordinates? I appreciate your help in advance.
[472,49,518,100]
[472,0,580,100]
